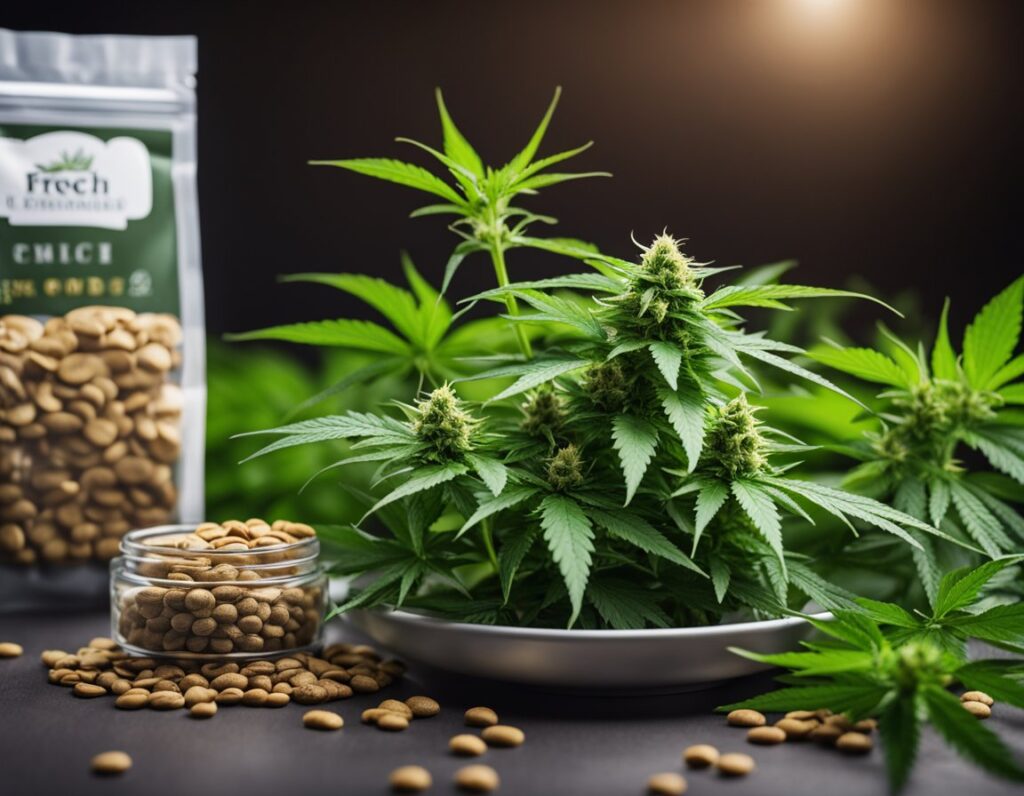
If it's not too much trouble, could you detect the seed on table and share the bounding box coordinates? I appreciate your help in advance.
[379,699,413,719]
[647,772,687,795]
[363,708,392,724]
[852,718,877,733]
[190,702,217,719]
[40,649,67,667]
[481,725,524,748]
[962,700,991,719]
[389,765,432,792]
[809,724,843,745]
[91,751,132,776]
[148,691,185,710]
[378,713,410,731]
[0,642,23,658]
[115,693,149,710]
[465,706,498,727]
[293,684,329,704]
[683,744,719,768]
[775,718,816,739]
[785,710,816,720]
[242,688,269,706]
[303,710,344,730]
[73,682,106,698]
[210,673,247,691]
[406,695,440,718]
[350,675,380,694]
[747,726,786,745]
[717,753,755,777]
[450,734,487,756]
[266,692,290,708]
[836,732,873,754]
[455,764,500,792]
[961,691,993,707]
[215,688,245,706]
[727,709,765,727]
[824,714,852,730]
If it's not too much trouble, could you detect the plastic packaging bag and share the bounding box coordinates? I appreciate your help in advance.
[0,29,204,608]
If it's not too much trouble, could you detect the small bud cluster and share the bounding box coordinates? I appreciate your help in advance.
[583,359,632,413]
[640,233,698,292]
[520,389,566,440]
[547,444,585,491]
[703,395,767,479]
[412,384,477,463]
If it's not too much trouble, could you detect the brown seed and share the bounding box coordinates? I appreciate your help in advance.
[190,702,217,719]
[293,684,329,705]
[115,693,149,710]
[852,718,877,732]
[266,692,291,708]
[809,724,843,745]
[378,713,410,731]
[215,688,245,706]
[0,642,24,658]
[464,706,499,727]
[836,732,873,754]
[350,674,379,694]
[73,682,106,698]
[961,691,994,707]
[717,753,756,777]
[775,718,816,739]
[726,709,766,727]
[148,691,185,710]
[683,744,719,768]
[303,709,344,730]
[450,734,488,756]
[748,726,787,745]
[406,695,440,718]
[91,751,132,776]
[962,700,992,719]
[389,765,433,792]
[481,725,525,748]
[210,673,247,691]
[647,772,687,795]
[379,698,414,719]
[455,764,500,792]
[784,710,817,720]
[241,688,269,706]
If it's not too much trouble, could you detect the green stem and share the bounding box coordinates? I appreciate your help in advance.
[489,242,533,360]
[481,517,500,572]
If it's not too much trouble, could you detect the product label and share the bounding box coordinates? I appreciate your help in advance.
[0,123,180,316]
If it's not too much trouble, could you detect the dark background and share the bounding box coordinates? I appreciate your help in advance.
[4,0,1022,339]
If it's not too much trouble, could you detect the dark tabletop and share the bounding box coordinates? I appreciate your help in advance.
[1,610,1021,796]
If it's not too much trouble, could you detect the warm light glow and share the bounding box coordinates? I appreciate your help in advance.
[798,0,847,12]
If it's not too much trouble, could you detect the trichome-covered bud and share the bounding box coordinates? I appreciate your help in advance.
[640,233,697,291]
[889,640,952,692]
[704,395,767,479]
[412,384,477,463]
[520,388,566,439]
[583,359,631,413]
[547,444,585,491]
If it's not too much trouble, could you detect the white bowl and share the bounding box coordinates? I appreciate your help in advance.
[346,609,827,692]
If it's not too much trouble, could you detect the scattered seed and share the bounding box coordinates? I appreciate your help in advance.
[464,706,499,727]
[683,744,719,768]
[190,702,217,718]
[303,709,344,730]
[747,726,786,745]
[389,765,432,792]
[350,675,380,694]
[852,718,877,733]
[378,713,410,732]
[0,642,23,658]
[379,699,414,719]
[775,718,816,739]
[148,691,185,710]
[406,695,441,718]
[836,732,873,754]
[824,714,852,730]
[809,724,843,745]
[647,772,687,795]
[784,710,816,720]
[726,709,766,727]
[115,692,149,710]
[961,691,994,707]
[455,764,500,792]
[266,692,290,708]
[91,751,132,776]
[962,700,992,719]
[73,682,106,698]
[717,753,755,777]
[450,734,488,756]
[481,725,525,748]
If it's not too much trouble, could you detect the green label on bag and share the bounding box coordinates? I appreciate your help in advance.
[0,123,180,316]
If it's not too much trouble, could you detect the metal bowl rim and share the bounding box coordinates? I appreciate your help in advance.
[355,608,832,640]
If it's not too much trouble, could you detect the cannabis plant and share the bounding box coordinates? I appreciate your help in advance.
[809,276,1024,602]
[723,557,1024,792]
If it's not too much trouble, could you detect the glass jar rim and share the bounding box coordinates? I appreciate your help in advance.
[119,523,319,560]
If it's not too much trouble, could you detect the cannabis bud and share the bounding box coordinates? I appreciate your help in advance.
[520,388,566,440]
[640,233,698,291]
[547,444,585,491]
[583,359,631,413]
[889,640,952,692]
[704,395,767,478]
[412,384,478,463]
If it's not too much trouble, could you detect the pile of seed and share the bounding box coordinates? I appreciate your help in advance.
[43,637,405,712]
[727,708,876,752]
[0,307,183,565]
[116,519,322,655]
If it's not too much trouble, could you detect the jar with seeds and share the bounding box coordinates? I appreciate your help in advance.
[111,520,327,659]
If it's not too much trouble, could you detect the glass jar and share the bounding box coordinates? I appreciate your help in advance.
[110,525,327,659]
